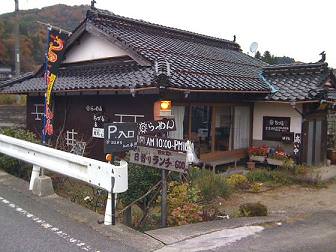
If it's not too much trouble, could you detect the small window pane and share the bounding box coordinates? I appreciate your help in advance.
[191,105,212,154]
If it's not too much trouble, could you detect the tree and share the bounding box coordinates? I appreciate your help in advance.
[256,50,295,65]
[262,51,275,64]
[255,51,261,60]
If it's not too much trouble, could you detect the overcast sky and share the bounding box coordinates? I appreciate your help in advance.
[1,0,335,67]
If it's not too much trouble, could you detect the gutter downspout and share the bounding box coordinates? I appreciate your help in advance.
[259,70,278,93]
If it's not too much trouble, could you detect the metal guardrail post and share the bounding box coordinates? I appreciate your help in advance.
[29,165,41,190]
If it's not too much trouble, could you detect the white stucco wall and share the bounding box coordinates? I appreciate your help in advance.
[253,102,302,140]
[64,32,128,63]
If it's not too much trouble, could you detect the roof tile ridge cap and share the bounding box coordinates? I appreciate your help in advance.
[175,68,264,80]
[138,46,262,68]
[0,71,36,89]
[263,62,327,70]
[91,8,239,48]
[62,59,140,70]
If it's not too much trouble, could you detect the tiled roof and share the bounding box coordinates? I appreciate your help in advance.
[1,9,270,94]
[1,58,154,93]
[262,62,333,101]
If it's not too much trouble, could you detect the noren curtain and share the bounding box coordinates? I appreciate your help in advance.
[170,106,185,140]
[233,106,250,149]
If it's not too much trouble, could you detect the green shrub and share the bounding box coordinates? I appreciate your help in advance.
[250,183,262,193]
[246,169,274,182]
[0,128,38,180]
[118,163,161,207]
[246,168,293,185]
[292,165,309,176]
[169,202,203,226]
[226,174,249,190]
[189,168,231,202]
[168,181,200,210]
[167,181,203,226]
[239,202,268,217]
[271,170,293,185]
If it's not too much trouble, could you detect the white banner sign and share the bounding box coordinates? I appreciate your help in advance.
[130,146,189,173]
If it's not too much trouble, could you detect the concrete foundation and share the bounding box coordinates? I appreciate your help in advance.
[32,176,55,197]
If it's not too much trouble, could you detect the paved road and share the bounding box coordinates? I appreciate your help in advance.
[214,211,336,252]
[0,183,137,252]
[159,211,336,252]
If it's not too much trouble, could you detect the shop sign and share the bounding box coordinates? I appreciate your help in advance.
[137,119,176,135]
[104,123,137,153]
[92,127,104,139]
[130,146,188,173]
[137,135,188,153]
[263,116,291,141]
[293,133,301,157]
[86,105,103,112]
[281,132,294,143]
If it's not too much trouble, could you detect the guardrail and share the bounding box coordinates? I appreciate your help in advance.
[0,134,128,225]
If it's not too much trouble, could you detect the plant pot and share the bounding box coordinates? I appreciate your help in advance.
[266,158,283,166]
[246,161,255,170]
[250,155,266,162]
[327,149,336,164]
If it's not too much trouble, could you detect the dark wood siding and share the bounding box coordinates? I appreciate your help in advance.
[26,94,158,160]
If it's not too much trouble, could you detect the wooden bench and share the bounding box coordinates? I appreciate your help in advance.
[201,149,248,173]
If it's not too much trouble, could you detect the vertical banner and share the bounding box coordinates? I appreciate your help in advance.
[293,133,301,163]
[42,27,67,143]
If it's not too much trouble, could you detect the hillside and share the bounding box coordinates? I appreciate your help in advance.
[0,4,89,72]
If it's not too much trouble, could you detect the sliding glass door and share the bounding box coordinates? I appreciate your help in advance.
[176,103,251,155]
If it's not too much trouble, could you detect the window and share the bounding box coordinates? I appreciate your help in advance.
[191,105,212,154]
[180,104,251,154]
[214,106,233,151]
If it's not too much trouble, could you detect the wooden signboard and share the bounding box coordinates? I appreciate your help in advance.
[137,135,188,153]
[130,146,188,173]
[263,116,291,141]
[104,123,137,153]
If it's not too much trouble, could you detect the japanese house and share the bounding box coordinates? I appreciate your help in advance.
[1,8,335,167]
[0,61,12,82]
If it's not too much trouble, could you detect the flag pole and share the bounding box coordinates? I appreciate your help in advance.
[36,21,72,35]
[42,25,52,145]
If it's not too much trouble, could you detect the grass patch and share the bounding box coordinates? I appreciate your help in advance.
[190,168,232,202]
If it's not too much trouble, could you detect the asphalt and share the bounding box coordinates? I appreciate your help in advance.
[0,170,163,252]
[218,211,336,252]
[2,169,336,252]
[157,211,336,252]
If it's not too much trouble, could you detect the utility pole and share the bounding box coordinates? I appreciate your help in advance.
[14,0,20,76]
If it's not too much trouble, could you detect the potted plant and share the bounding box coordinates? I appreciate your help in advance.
[266,149,288,166]
[246,160,256,170]
[248,145,268,162]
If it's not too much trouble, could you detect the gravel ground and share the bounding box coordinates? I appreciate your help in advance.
[220,181,336,217]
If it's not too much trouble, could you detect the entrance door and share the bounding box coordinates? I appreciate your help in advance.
[302,118,327,166]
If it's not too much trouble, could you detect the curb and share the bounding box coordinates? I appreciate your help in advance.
[146,215,287,245]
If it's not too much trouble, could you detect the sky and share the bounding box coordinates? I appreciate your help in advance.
[1,0,335,67]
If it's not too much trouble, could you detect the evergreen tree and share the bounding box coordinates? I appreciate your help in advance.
[262,51,275,64]
[255,51,261,60]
